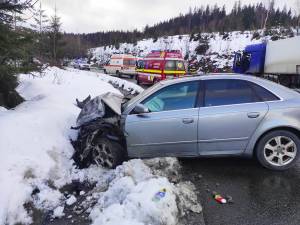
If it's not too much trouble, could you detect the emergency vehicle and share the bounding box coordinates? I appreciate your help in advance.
[136,50,186,85]
[103,54,138,78]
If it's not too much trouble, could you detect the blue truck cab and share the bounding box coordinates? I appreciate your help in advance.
[233,43,266,74]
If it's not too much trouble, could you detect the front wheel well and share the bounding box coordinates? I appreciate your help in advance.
[253,126,300,156]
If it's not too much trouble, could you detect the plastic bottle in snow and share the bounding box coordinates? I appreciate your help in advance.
[152,188,167,202]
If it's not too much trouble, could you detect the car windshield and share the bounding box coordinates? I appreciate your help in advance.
[164,60,185,71]
[164,60,176,70]
[121,82,162,112]
[124,59,136,66]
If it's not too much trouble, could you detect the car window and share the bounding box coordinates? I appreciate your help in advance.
[123,59,129,65]
[204,79,260,107]
[176,61,185,71]
[142,82,198,112]
[130,60,136,66]
[136,60,144,69]
[164,60,176,70]
[251,83,280,101]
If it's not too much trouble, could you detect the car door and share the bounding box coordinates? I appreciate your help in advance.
[125,81,200,158]
[198,79,269,155]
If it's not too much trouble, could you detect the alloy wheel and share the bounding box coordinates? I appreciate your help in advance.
[263,136,297,167]
[92,143,114,168]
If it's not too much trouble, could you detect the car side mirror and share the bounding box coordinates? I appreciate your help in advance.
[133,104,149,114]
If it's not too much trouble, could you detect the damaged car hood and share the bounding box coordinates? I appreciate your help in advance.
[76,92,124,126]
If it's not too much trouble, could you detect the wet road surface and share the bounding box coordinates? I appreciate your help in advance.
[180,157,300,225]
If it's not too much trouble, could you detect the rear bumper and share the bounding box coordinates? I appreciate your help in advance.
[121,69,137,75]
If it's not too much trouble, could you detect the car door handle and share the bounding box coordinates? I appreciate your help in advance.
[182,118,194,124]
[247,112,260,118]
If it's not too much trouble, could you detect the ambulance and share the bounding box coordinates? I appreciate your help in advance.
[103,54,138,78]
[136,50,186,85]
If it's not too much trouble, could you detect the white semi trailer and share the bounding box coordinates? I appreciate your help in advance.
[233,36,300,87]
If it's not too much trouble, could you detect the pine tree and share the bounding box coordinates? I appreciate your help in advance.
[30,0,50,62]
[0,0,38,108]
[49,6,63,65]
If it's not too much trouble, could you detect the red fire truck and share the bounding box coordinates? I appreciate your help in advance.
[136,50,186,85]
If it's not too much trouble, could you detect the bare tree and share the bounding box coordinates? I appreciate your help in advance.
[262,0,275,37]
[49,5,62,65]
[31,0,49,60]
[296,0,300,35]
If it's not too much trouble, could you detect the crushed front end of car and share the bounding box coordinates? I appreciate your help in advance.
[71,92,127,169]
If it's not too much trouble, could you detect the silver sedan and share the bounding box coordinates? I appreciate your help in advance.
[121,75,300,170]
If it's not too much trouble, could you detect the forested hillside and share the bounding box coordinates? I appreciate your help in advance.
[64,0,299,54]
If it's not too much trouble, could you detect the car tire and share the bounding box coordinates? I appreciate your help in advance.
[256,130,300,171]
[91,137,126,169]
[116,70,121,78]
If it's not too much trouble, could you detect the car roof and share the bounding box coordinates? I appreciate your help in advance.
[160,74,300,100]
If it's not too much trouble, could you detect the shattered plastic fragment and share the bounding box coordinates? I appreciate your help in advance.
[152,188,167,202]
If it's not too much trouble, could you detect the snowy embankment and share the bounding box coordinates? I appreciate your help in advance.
[0,67,200,225]
[90,30,263,68]
[90,29,295,70]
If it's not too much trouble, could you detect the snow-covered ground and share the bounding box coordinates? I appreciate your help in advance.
[0,67,200,225]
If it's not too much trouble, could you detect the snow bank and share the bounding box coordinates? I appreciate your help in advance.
[0,67,129,224]
[66,68,144,94]
[89,160,178,225]
[71,158,201,225]
[0,67,199,225]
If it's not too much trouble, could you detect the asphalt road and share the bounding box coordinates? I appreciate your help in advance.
[180,157,300,225]
[91,67,149,88]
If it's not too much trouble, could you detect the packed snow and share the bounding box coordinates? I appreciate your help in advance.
[53,206,65,218]
[0,67,200,225]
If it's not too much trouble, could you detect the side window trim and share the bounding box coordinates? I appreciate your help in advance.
[196,80,204,107]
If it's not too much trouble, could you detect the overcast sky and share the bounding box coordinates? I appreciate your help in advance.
[38,0,297,33]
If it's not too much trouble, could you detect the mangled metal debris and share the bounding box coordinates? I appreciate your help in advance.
[71,91,132,169]
[76,92,123,127]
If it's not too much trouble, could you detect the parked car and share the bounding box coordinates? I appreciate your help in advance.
[74,62,91,70]
[72,75,300,171]
[103,54,138,78]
